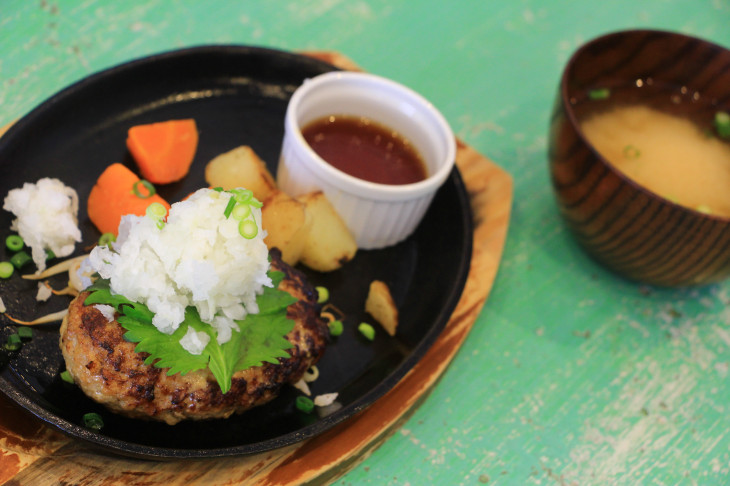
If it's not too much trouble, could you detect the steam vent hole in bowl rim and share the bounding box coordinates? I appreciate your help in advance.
[549,29,730,287]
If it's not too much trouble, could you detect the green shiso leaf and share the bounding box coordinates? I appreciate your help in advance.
[257,271,297,314]
[118,308,210,375]
[84,270,297,394]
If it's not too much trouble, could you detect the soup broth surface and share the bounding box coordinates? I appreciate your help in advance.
[581,104,730,217]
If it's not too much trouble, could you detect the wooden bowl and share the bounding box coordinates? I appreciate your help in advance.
[549,29,730,287]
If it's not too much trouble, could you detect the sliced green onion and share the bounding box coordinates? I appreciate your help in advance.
[5,235,24,252]
[231,203,251,221]
[45,249,55,260]
[696,205,713,214]
[239,219,258,239]
[223,196,237,219]
[10,251,31,269]
[0,261,14,279]
[303,365,319,382]
[98,232,116,247]
[60,370,74,384]
[315,286,329,304]
[132,179,156,199]
[146,202,167,219]
[328,319,343,337]
[231,188,253,204]
[212,187,224,192]
[623,145,641,159]
[715,111,730,138]
[296,395,314,413]
[146,202,167,229]
[229,189,263,208]
[82,412,104,430]
[588,88,611,100]
[4,333,21,351]
[17,326,33,339]
[358,322,375,341]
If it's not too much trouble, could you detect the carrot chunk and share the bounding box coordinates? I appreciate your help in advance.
[87,163,171,235]
[126,119,199,184]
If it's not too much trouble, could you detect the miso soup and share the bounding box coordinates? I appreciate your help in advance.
[581,105,730,217]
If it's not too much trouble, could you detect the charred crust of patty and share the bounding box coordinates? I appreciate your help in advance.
[270,248,330,348]
[80,308,119,355]
[62,249,330,424]
[270,247,319,304]
[130,382,156,402]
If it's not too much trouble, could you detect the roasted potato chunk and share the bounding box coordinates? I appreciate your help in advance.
[261,190,311,265]
[205,146,277,201]
[297,191,357,272]
[365,280,398,336]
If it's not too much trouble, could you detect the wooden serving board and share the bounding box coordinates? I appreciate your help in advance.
[0,52,513,486]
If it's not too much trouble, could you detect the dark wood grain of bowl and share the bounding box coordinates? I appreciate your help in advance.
[549,29,730,287]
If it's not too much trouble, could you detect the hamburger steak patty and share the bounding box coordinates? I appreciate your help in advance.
[59,249,329,425]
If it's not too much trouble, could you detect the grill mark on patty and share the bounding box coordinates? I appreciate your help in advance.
[60,248,329,424]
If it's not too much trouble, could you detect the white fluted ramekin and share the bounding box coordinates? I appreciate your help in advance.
[276,71,456,249]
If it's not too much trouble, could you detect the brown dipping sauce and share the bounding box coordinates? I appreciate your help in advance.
[301,115,427,185]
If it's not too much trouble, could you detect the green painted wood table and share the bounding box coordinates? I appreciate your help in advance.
[2,1,730,485]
